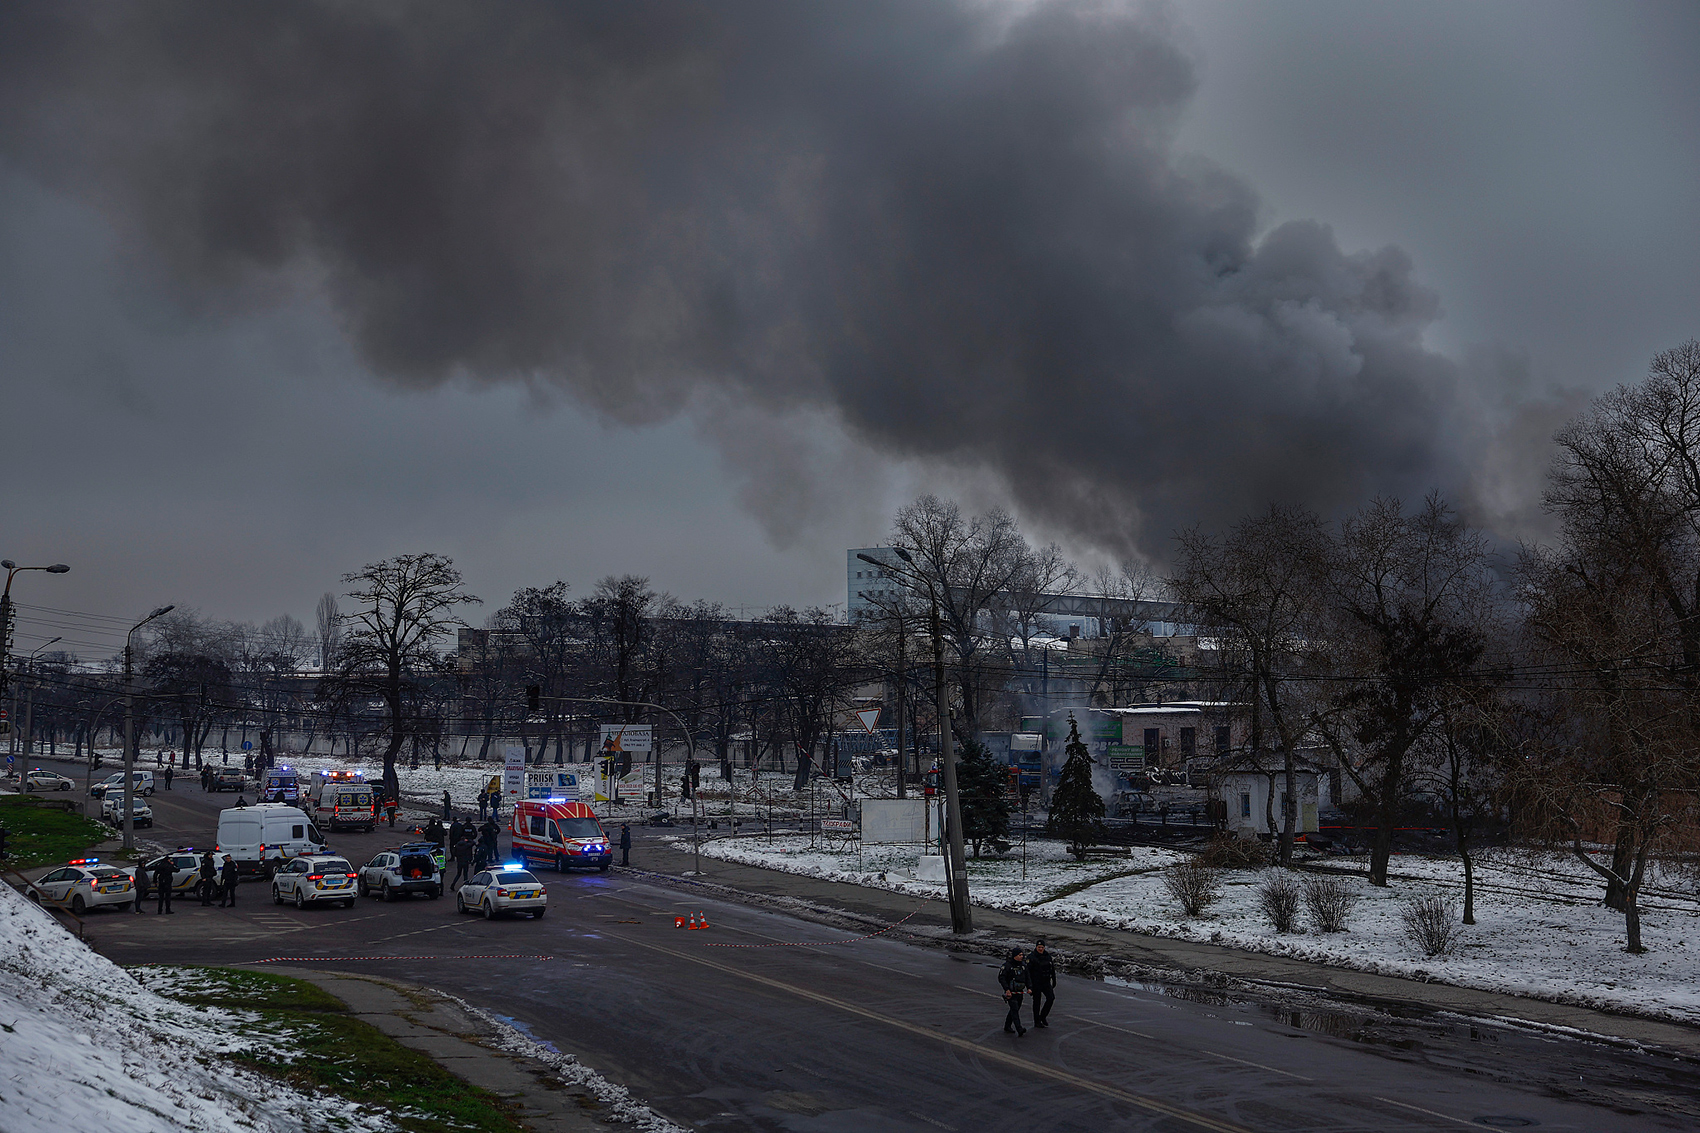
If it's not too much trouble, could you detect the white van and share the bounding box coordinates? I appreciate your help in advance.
[216,804,327,876]
[89,770,155,799]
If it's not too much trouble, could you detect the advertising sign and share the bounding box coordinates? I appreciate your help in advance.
[503,746,526,798]
[598,723,653,754]
[1009,733,1043,752]
[527,769,582,800]
[1106,743,1146,771]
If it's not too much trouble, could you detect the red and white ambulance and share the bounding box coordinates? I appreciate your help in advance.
[510,799,613,872]
[306,769,376,833]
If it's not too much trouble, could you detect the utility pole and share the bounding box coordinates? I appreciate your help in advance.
[22,638,62,759]
[124,606,174,851]
[893,615,905,799]
[1,561,70,766]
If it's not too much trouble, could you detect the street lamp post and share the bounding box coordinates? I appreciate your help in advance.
[861,549,972,934]
[21,637,62,760]
[123,605,175,850]
[1,560,70,764]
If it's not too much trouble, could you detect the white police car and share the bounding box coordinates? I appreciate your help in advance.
[136,849,232,899]
[28,858,136,915]
[23,768,76,792]
[270,854,357,908]
[455,864,547,919]
[100,791,153,828]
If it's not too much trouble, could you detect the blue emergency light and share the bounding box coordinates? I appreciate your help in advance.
[69,858,99,865]
[499,862,526,871]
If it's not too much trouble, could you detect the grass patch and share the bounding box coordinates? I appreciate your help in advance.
[0,795,114,869]
[139,966,525,1133]
[1029,866,1161,907]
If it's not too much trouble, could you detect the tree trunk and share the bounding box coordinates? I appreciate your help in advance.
[1603,814,1638,912]
[1279,749,1297,866]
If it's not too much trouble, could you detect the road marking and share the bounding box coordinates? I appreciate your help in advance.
[1072,1017,1156,1040]
[861,962,921,978]
[1370,1096,1482,1129]
[1198,1050,1313,1082]
[620,935,1249,1133]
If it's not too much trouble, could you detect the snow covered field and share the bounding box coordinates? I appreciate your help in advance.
[0,881,393,1133]
[689,835,1700,1025]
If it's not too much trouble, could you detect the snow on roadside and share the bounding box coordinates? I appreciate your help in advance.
[686,835,1700,1026]
[0,883,395,1133]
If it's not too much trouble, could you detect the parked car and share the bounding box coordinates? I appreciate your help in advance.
[396,839,447,873]
[23,768,76,792]
[270,855,357,909]
[100,791,153,828]
[134,850,231,900]
[216,804,326,876]
[89,770,155,798]
[212,768,247,792]
[28,858,136,915]
[455,865,547,920]
[357,847,442,901]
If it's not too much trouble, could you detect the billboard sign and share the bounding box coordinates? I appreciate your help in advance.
[1106,743,1146,771]
[503,746,526,798]
[599,723,653,755]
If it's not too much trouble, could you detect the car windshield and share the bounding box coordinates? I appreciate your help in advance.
[557,818,603,839]
[89,867,126,879]
[316,860,352,873]
[497,871,539,885]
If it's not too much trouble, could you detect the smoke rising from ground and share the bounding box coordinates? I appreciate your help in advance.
[0,1,1490,555]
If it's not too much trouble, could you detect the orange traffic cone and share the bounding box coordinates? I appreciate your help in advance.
[675,914,688,928]
[696,911,710,929]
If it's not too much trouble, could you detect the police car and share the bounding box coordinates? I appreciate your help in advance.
[398,839,447,873]
[136,849,232,899]
[23,768,76,792]
[357,846,442,900]
[454,864,547,920]
[100,791,154,828]
[28,859,136,915]
[270,855,358,908]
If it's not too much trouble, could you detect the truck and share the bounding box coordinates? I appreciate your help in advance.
[306,769,376,832]
[215,803,327,876]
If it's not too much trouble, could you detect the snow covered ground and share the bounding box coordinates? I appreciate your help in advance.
[0,881,394,1133]
[687,835,1700,1026]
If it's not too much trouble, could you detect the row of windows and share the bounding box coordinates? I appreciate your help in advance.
[854,569,890,579]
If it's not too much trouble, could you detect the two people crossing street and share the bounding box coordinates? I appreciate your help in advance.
[997,938,1058,1036]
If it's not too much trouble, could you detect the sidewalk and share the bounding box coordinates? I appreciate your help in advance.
[259,967,673,1132]
[633,838,1700,1059]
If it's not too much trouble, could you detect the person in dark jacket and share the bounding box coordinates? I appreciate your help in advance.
[998,949,1029,1035]
[442,790,452,820]
[476,790,488,820]
[619,823,632,867]
[162,765,174,790]
[218,855,239,907]
[449,817,465,848]
[198,850,217,906]
[1028,938,1056,1027]
[152,855,176,914]
[452,834,475,887]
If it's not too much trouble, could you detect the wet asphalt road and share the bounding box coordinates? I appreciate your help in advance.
[20,754,1700,1132]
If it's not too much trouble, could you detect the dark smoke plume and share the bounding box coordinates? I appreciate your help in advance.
[0,1,1480,552]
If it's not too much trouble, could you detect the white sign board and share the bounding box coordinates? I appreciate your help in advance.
[599,723,653,755]
[527,769,581,800]
[822,818,856,832]
[503,746,526,798]
[1009,732,1043,752]
[859,798,944,844]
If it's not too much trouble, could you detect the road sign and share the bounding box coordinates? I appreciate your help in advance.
[241,741,253,751]
[503,746,526,798]
[855,708,881,733]
[598,723,653,754]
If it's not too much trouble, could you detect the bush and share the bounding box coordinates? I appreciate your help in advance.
[1162,858,1223,917]
[1256,870,1302,932]
[1200,834,1268,869]
[1400,895,1458,957]
[1303,875,1360,933]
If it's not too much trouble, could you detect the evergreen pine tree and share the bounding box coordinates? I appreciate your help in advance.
[1047,713,1105,860]
[955,739,1012,857]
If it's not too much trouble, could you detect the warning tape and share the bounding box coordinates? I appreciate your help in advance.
[251,954,553,963]
[695,908,922,948]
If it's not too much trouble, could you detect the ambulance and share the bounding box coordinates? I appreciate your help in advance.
[307,769,376,832]
[510,799,613,872]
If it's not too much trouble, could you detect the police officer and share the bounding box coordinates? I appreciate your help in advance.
[451,833,475,887]
[218,854,239,907]
[1028,938,1056,1027]
[619,823,632,867]
[152,855,176,914]
[198,850,217,906]
[998,948,1030,1035]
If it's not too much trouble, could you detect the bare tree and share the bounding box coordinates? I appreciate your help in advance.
[316,591,341,672]
[333,553,480,800]
[756,606,864,791]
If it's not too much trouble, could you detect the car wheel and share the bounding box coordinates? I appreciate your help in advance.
[342,899,355,908]
[382,882,395,902]
[356,877,368,897]
[558,853,568,873]
[71,895,87,916]
[27,891,40,903]
[272,885,283,905]
[294,888,306,910]
[429,886,441,900]
[533,907,546,919]
[58,782,70,791]
[482,899,495,920]
[599,862,610,872]
[456,892,467,914]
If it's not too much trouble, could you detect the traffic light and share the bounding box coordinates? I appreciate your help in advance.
[526,685,541,713]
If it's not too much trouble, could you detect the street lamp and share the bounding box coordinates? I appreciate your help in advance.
[21,637,62,759]
[123,605,174,850]
[862,548,973,934]
[1,560,70,762]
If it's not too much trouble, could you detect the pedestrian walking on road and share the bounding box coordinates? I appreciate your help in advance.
[452,835,474,887]
[998,949,1030,1036]
[218,855,239,907]
[152,856,175,914]
[477,790,488,821]
[442,790,451,820]
[198,851,217,906]
[1028,938,1056,1027]
[163,765,174,790]
[385,798,399,828]
[619,823,632,867]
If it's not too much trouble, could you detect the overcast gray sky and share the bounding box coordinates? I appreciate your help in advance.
[1,1,1696,655]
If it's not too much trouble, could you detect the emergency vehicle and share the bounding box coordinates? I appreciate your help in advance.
[510,799,612,872]
[306,769,376,832]
[260,765,301,803]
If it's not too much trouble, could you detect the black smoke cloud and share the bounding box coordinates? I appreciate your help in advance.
[0,0,1479,553]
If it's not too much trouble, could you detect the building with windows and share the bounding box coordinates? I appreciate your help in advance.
[847,547,908,621]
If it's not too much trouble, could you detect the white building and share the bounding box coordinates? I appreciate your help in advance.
[847,547,908,621]
[1214,756,1327,839]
